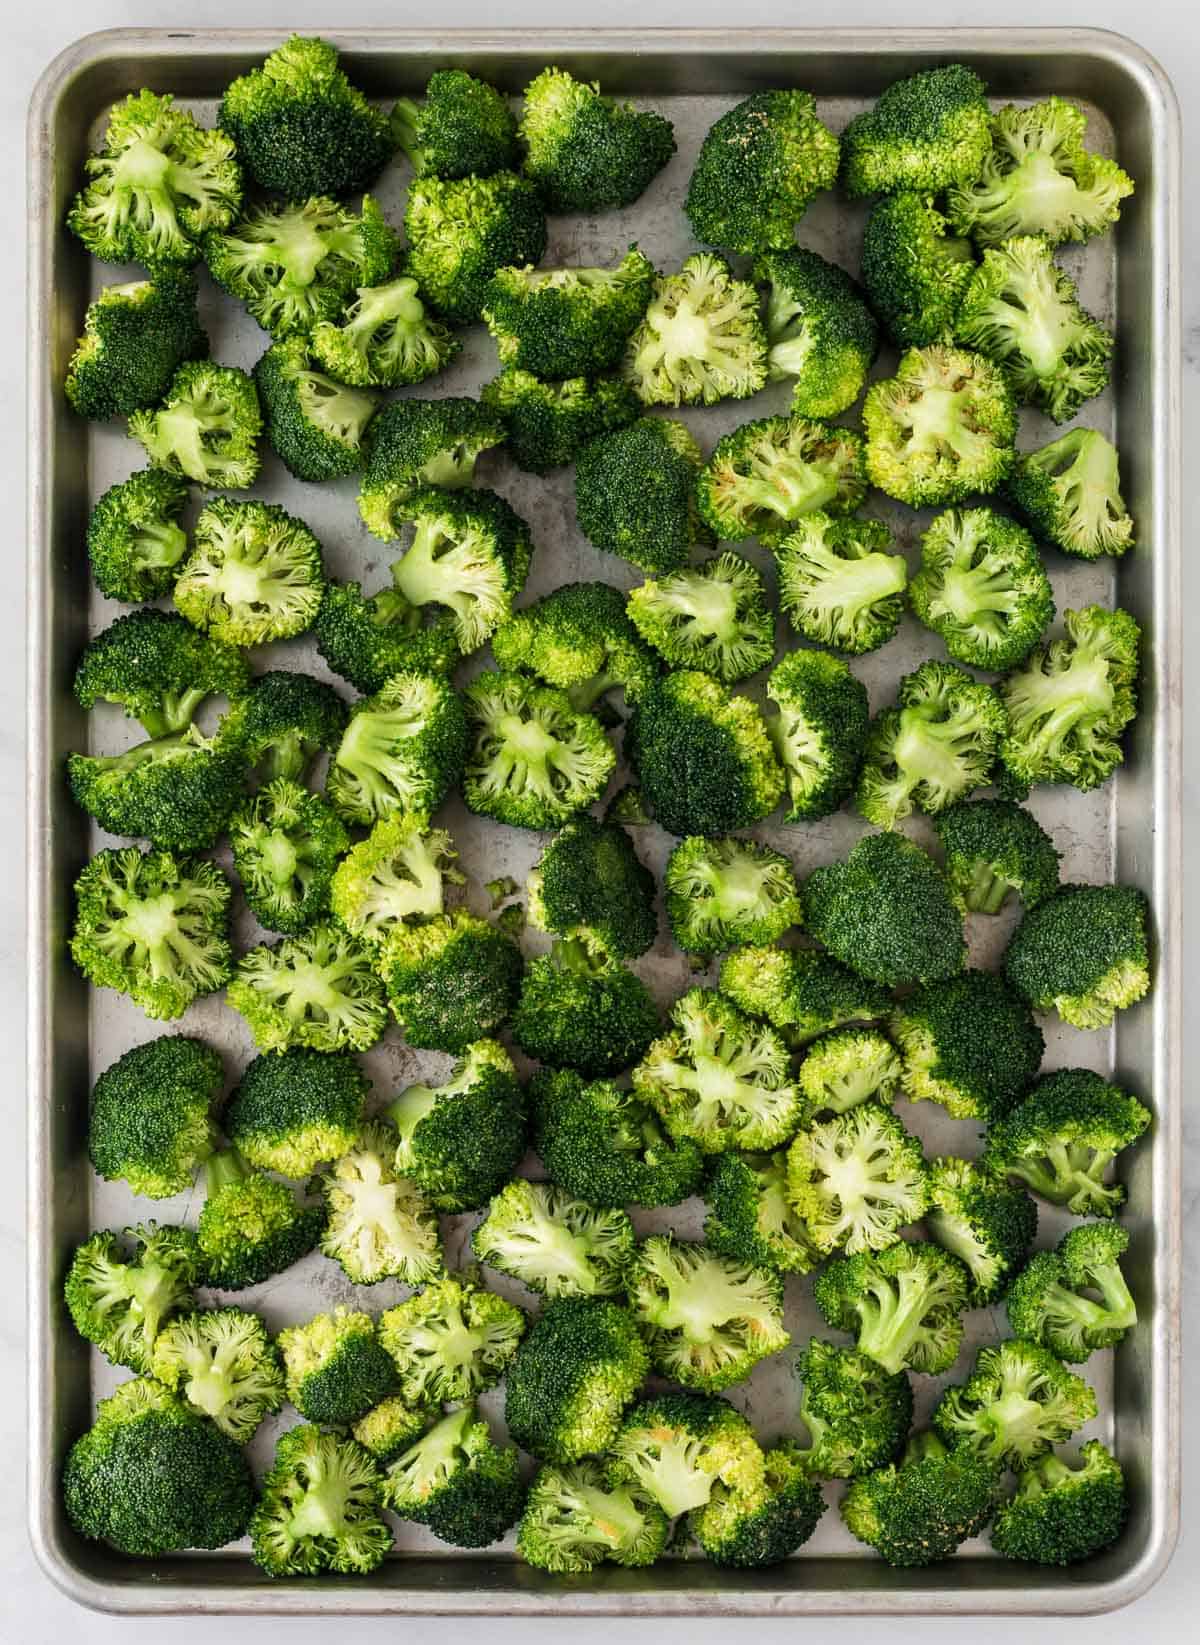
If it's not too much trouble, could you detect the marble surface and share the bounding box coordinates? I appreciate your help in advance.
[4,0,1195,1638]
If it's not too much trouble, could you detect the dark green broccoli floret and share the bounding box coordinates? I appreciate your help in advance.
[527,812,656,959]
[357,397,507,539]
[67,727,246,850]
[520,66,675,212]
[253,336,379,481]
[1007,1221,1137,1362]
[380,1273,526,1407]
[404,171,547,324]
[812,1240,971,1376]
[1004,880,1150,1031]
[175,496,325,646]
[228,779,348,935]
[841,65,991,199]
[216,669,348,788]
[462,670,615,830]
[505,1295,649,1463]
[70,845,233,1020]
[623,253,767,407]
[532,1067,705,1209]
[609,1391,766,1518]
[765,648,871,822]
[221,1047,368,1178]
[840,1430,1001,1567]
[67,90,242,270]
[686,91,838,254]
[626,553,775,684]
[88,1034,221,1199]
[330,816,462,950]
[310,274,459,388]
[482,369,638,472]
[690,1443,826,1568]
[384,1038,526,1209]
[86,469,191,604]
[392,68,519,180]
[149,1307,285,1441]
[382,1402,525,1549]
[314,581,460,696]
[1004,428,1134,560]
[757,246,877,417]
[321,1120,442,1287]
[352,1396,439,1468]
[860,191,977,348]
[703,1148,819,1275]
[127,359,263,489]
[925,1155,1038,1306]
[278,1307,398,1425]
[697,417,866,546]
[494,582,658,712]
[197,1147,325,1290]
[227,920,387,1055]
[511,940,659,1077]
[473,1179,636,1299]
[518,1459,669,1573]
[719,944,891,1045]
[606,783,652,826]
[991,1441,1127,1566]
[797,1028,904,1123]
[575,416,709,572]
[890,970,1043,1124]
[787,1103,929,1257]
[910,507,1054,670]
[775,511,906,654]
[933,1339,1098,1469]
[63,1378,254,1557]
[219,35,395,199]
[983,1067,1151,1216]
[66,272,208,420]
[64,1223,200,1372]
[665,835,800,959]
[327,670,469,830]
[790,1337,913,1478]
[482,248,655,379]
[382,916,524,1054]
[250,1423,392,1577]
[932,797,1061,914]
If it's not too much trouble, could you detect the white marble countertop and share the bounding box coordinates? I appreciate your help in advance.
[4,0,1194,1638]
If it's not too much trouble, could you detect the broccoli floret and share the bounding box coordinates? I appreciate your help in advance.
[606,783,652,826]
[626,553,775,685]
[88,1034,221,1199]
[526,812,656,958]
[703,1148,819,1276]
[197,1147,325,1289]
[797,1028,904,1124]
[150,1307,285,1441]
[860,192,977,348]
[840,1430,1001,1567]
[765,648,870,822]
[220,35,395,199]
[462,670,615,829]
[405,171,547,324]
[890,970,1044,1124]
[382,916,524,1054]
[227,921,387,1055]
[352,1396,438,1467]
[813,1240,971,1376]
[217,670,348,788]
[473,1179,636,1299]
[504,1295,649,1463]
[127,359,263,489]
[380,1273,527,1405]
[384,1038,526,1208]
[330,817,461,949]
[519,66,675,212]
[791,1337,913,1478]
[788,1104,929,1256]
[320,1120,442,1287]
[482,369,639,473]
[70,845,233,1020]
[999,605,1141,794]
[63,1378,254,1558]
[863,344,1017,507]
[250,1423,392,1577]
[382,1403,525,1549]
[278,1307,399,1426]
[757,246,877,417]
[775,511,907,654]
[327,671,468,830]
[532,1067,705,1209]
[697,417,866,547]
[314,585,459,697]
[665,836,800,959]
[512,941,659,1077]
[392,68,518,180]
[719,944,891,1044]
[175,496,325,647]
[610,1391,766,1518]
[932,797,1061,915]
[86,469,191,604]
[983,1067,1151,1216]
[841,65,991,199]
[575,416,709,572]
[623,253,767,407]
[494,582,659,714]
[518,1459,669,1573]
[357,397,507,539]
[1005,881,1150,1032]
[925,1155,1038,1306]
[690,1444,827,1568]
[1006,1222,1137,1362]
[933,1340,1098,1469]
[910,507,1054,671]
[309,274,459,390]
[1005,429,1134,560]
[67,90,242,270]
[482,249,656,379]
[67,727,246,850]
[992,1441,1126,1566]
[252,336,379,481]
[92,604,237,737]
[222,1047,368,1178]
[947,97,1135,247]
[64,1223,200,1373]
[66,272,208,420]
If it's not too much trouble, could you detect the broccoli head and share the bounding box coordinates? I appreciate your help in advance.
[327,671,468,830]
[221,1047,368,1178]
[382,916,524,1053]
[197,1147,325,1289]
[627,553,774,685]
[703,1148,820,1276]
[127,359,263,489]
[504,1295,649,1464]
[518,1459,669,1573]
[357,396,507,539]
[791,1337,913,1478]
[462,670,615,830]
[718,943,891,1045]
[314,581,460,697]
[925,1155,1038,1306]
[385,1038,526,1208]
[352,1396,438,1468]
[330,816,462,949]
[253,336,379,481]
[149,1307,285,1441]
[227,920,388,1055]
[991,1441,1127,1566]
[66,272,208,421]
[380,1273,527,1405]
[575,416,710,572]
[860,191,977,348]
[310,274,459,388]
[697,417,867,547]
[775,511,907,654]
[512,941,659,1078]
[494,581,658,712]
[1004,880,1150,1031]
[690,1444,827,1568]
[88,1034,221,1199]
[176,496,325,647]
[1004,428,1134,560]
[278,1307,399,1426]
[473,1179,636,1299]
[910,506,1054,671]
[609,1391,766,1518]
[623,253,767,407]
[841,64,991,198]
[812,1239,971,1376]
[1006,1221,1137,1362]
[839,1430,1001,1567]
[382,1403,525,1549]
[67,727,246,851]
[391,68,518,180]
[527,811,656,958]
[797,1028,904,1124]
[787,1104,929,1257]
[519,66,675,212]
[933,1339,1098,1469]
[757,246,878,417]
[250,1423,392,1577]
[64,1223,199,1373]
[531,1067,705,1210]
[482,248,656,379]
[665,835,801,959]
[933,797,1061,915]
[890,968,1044,1124]
[320,1120,443,1287]
[86,469,191,605]
[217,669,348,788]
[765,648,871,822]
[482,369,639,473]
[404,170,547,324]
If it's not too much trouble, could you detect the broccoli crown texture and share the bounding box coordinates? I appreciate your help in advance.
[404,171,547,324]
[774,511,906,655]
[512,941,659,1078]
[890,969,1044,1124]
[311,274,460,389]
[527,811,657,959]
[494,581,659,711]
[1006,1220,1136,1361]
[128,359,263,489]
[482,248,656,379]
[812,1239,971,1376]
[357,396,507,539]
[472,1179,636,1299]
[176,495,325,647]
[839,1430,1001,1567]
[519,66,676,212]
[86,468,192,605]
[385,1037,526,1209]
[787,1103,929,1257]
[1003,880,1150,1030]
[226,920,388,1055]
[689,1443,827,1568]
[531,1067,706,1209]
[320,1119,443,1286]
[75,607,251,739]
[932,797,1061,914]
[382,915,524,1054]
[66,272,208,421]
[462,670,615,830]
[327,670,469,830]
[482,369,639,473]
[665,835,801,959]
[797,1028,904,1124]
[791,1336,914,1479]
[718,943,891,1044]
[924,1155,1038,1306]
[1004,428,1134,560]
[379,1273,527,1406]
[249,1422,393,1577]
[910,507,1054,671]
[222,1046,368,1178]
[392,68,519,181]
[88,1034,221,1199]
[217,669,348,788]
[517,1458,669,1573]
[991,1441,1126,1565]
[352,1395,438,1467]
[609,1391,766,1518]
[765,647,871,822]
[253,336,379,481]
[627,552,775,685]
[575,416,709,573]
[504,1295,650,1464]
[697,417,867,547]
[64,1223,200,1373]
[197,1148,325,1290]
[382,1402,525,1549]
[860,191,977,348]
[841,65,991,198]
[932,1339,1098,1469]
[622,253,768,408]
[149,1306,285,1441]
[757,246,878,417]
[703,1148,820,1276]
[330,816,462,948]
[67,727,246,851]
[278,1306,399,1426]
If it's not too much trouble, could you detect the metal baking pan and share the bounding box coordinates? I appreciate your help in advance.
[27,27,1181,1616]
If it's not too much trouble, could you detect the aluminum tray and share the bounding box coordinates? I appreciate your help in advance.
[27,27,1181,1617]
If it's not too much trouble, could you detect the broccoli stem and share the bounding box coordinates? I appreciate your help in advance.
[141,686,209,738]
[855,1270,941,1375]
[207,1148,252,1193]
[133,518,189,571]
[1089,1262,1137,1328]
[962,858,1011,914]
[390,99,426,171]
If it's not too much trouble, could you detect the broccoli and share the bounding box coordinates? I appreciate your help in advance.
[909,507,1054,671]
[609,1392,766,1518]
[382,1403,525,1549]
[70,845,233,1020]
[606,783,652,826]
[203,194,399,339]
[66,272,208,421]
[320,1120,442,1287]
[992,1441,1126,1566]
[229,780,349,935]
[665,836,800,959]
[379,1273,527,1404]
[494,582,658,714]
[64,1223,199,1373]
[839,1430,1001,1567]
[504,1295,649,1464]
[327,671,468,829]
[526,811,656,958]
[404,171,547,324]
[626,553,775,685]
[127,359,263,489]
[1007,1222,1137,1363]
[392,68,519,180]
[947,97,1135,248]
[999,605,1141,795]
[482,249,656,379]
[925,1155,1038,1306]
[519,66,675,212]
[690,1444,827,1568]
[512,941,659,1077]
[352,1396,438,1467]
[718,944,891,1044]
[314,582,460,697]
[82,610,242,741]
[472,1180,636,1299]
[482,369,638,473]
[790,1337,913,1478]
[933,1339,1098,1470]
[67,90,242,270]
[67,727,246,850]
[797,1028,904,1124]
[1005,428,1134,560]
[757,246,878,418]
[697,417,867,547]
[788,1104,929,1257]
[703,1148,820,1276]
[252,336,379,481]
[88,1034,221,1199]
[890,969,1044,1124]
[227,921,387,1055]
[765,648,870,822]
[86,469,191,604]
[197,1147,325,1289]
[774,511,907,654]
[278,1307,399,1426]
[841,64,991,198]
[382,916,524,1054]
[575,416,709,573]
[330,816,461,948]
[250,1423,392,1577]
[149,1307,285,1441]
[862,344,1017,507]
[63,1378,254,1558]
[633,987,802,1155]
[462,670,615,829]
[518,1459,669,1573]
[812,1240,971,1376]
[175,496,325,647]
[531,1067,706,1209]
[222,1047,368,1178]
[219,35,395,199]
[309,274,459,390]
[385,1038,526,1208]
[217,669,348,788]
[357,397,507,539]
[983,1067,1151,1217]
[932,797,1061,915]
[623,253,767,407]
[860,192,977,348]
[1004,881,1150,1031]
